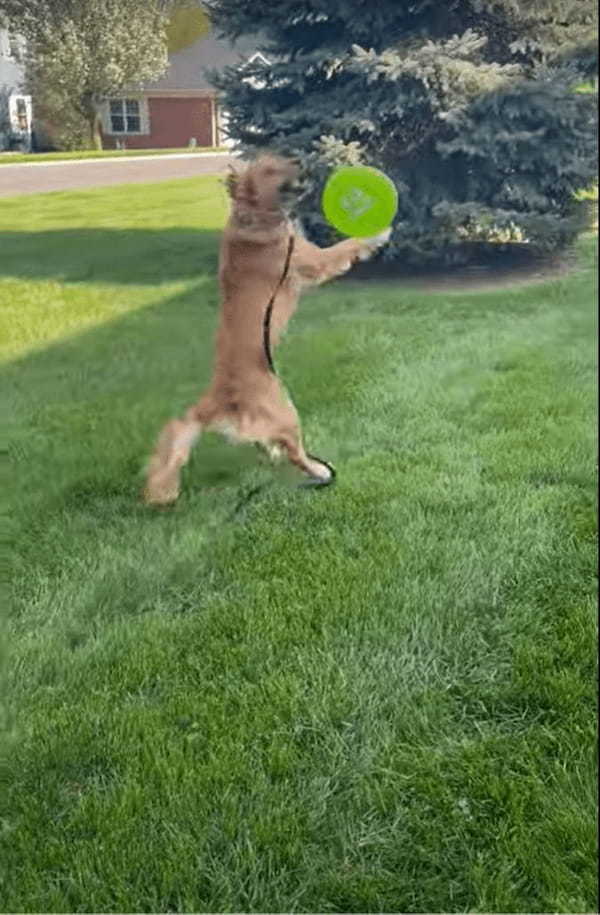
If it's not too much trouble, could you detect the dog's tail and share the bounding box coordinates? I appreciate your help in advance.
[143,408,203,506]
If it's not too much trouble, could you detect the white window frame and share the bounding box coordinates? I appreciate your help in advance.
[8,33,20,60]
[101,97,150,136]
[9,94,32,135]
[2,31,25,61]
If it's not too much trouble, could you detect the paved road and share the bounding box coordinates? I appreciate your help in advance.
[0,152,236,197]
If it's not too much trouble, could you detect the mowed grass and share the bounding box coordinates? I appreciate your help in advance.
[1,179,597,914]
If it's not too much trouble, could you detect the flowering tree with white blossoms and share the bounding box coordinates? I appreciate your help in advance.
[0,0,175,149]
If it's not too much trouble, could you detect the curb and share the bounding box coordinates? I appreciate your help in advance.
[0,150,237,169]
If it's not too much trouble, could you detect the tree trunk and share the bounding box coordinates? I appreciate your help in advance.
[89,112,103,150]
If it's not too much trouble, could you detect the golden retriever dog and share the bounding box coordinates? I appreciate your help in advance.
[143,154,390,505]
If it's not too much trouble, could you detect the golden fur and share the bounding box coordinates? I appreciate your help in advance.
[144,154,390,505]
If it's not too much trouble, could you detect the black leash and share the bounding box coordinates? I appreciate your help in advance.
[260,233,336,491]
[262,234,295,374]
[229,233,336,517]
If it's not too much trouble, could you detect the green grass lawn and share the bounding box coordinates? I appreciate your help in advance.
[0,146,226,165]
[1,180,597,914]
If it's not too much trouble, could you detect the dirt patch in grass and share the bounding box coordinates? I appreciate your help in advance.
[345,243,584,293]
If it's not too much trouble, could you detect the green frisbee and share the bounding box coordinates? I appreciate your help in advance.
[322,165,398,237]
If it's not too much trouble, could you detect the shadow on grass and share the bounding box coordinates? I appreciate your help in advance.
[4,277,248,506]
[5,278,283,615]
[0,227,221,284]
[2,223,588,295]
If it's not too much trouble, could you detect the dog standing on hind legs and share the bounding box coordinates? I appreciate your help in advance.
[143,154,391,506]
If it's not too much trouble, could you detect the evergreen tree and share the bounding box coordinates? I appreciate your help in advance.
[207,0,597,265]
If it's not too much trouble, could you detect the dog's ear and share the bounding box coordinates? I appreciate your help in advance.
[242,175,258,206]
[226,166,258,205]
[225,166,239,200]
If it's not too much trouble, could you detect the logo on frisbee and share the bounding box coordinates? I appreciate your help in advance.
[339,188,375,220]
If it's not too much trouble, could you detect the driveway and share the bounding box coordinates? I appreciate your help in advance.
[0,151,236,197]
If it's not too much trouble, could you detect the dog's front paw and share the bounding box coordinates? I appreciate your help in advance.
[366,227,392,248]
[357,228,392,260]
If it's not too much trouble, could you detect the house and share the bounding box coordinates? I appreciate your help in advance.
[100,32,266,150]
[0,28,32,151]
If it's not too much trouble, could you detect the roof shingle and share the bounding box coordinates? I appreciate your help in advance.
[144,33,261,94]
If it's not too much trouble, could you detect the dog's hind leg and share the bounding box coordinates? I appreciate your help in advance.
[143,404,207,506]
[259,394,335,487]
[275,429,335,486]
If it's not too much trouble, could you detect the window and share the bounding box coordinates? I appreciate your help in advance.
[8,33,22,61]
[8,95,31,135]
[102,96,149,136]
[15,98,28,131]
[109,98,142,134]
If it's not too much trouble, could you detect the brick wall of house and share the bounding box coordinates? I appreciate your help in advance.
[103,95,214,149]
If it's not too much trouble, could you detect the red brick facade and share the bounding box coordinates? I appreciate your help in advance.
[103,95,215,150]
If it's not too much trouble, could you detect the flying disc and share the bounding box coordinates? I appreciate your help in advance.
[322,165,398,237]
